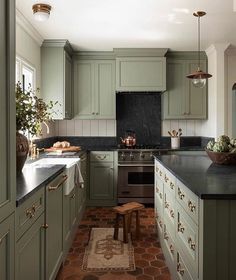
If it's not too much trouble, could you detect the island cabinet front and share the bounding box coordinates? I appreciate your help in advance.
[155,158,236,280]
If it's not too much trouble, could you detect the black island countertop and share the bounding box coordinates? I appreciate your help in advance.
[154,154,236,199]
[16,164,65,206]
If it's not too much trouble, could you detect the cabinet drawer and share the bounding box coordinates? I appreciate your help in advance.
[163,167,176,195]
[163,189,176,235]
[155,161,164,182]
[90,151,114,162]
[176,203,198,274]
[163,224,176,264]
[176,251,194,280]
[16,188,45,240]
[176,179,199,224]
[155,176,164,208]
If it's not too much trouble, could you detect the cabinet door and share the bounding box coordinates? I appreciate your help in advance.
[186,60,207,119]
[116,57,166,91]
[15,214,45,280]
[74,60,95,118]
[45,176,64,280]
[0,0,15,222]
[95,60,115,119]
[63,190,77,254]
[0,214,14,280]
[64,52,72,119]
[90,163,114,200]
[162,60,186,119]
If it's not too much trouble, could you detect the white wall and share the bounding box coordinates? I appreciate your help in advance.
[16,11,42,89]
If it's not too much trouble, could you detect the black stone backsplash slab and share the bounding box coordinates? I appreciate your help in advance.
[116,93,161,145]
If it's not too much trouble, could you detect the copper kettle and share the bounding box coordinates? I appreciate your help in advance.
[120,130,136,147]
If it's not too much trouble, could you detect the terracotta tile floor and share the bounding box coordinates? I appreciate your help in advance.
[56,207,171,280]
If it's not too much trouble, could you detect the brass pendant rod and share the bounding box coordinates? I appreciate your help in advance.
[198,15,200,70]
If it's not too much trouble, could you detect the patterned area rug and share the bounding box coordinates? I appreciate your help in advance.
[82,228,135,272]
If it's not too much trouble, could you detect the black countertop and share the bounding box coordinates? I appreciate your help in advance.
[16,164,65,206]
[154,154,236,199]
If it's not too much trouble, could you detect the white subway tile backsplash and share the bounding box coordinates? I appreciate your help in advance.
[74,120,83,136]
[178,120,187,136]
[66,120,75,136]
[98,120,107,136]
[186,120,195,136]
[82,120,91,136]
[58,120,67,136]
[107,120,116,136]
[90,120,99,136]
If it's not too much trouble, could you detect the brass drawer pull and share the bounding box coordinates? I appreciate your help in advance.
[170,244,174,254]
[164,175,169,183]
[178,188,185,200]
[165,201,169,209]
[188,237,196,250]
[188,200,196,212]
[96,155,107,160]
[26,207,35,219]
[48,174,68,191]
[177,262,185,276]
[41,223,49,229]
[164,232,169,241]
[159,171,162,177]
[159,193,162,199]
[178,222,185,233]
[159,220,163,228]
[170,210,174,218]
[170,182,174,189]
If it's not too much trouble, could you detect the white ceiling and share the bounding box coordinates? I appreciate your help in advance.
[16,0,236,51]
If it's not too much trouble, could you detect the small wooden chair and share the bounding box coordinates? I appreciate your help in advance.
[113,202,145,243]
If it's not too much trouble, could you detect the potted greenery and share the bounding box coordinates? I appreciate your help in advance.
[16,82,56,173]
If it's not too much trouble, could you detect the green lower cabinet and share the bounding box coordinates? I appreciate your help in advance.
[90,162,114,200]
[45,177,64,280]
[0,214,15,280]
[63,189,77,256]
[15,214,45,280]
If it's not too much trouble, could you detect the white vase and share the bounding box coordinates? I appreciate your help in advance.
[171,137,180,149]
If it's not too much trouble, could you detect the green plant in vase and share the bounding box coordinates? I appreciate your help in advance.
[16,82,57,173]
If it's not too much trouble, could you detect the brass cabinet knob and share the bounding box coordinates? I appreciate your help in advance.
[170,210,174,218]
[164,232,169,240]
[170,244,174,254]
[170,182,174,189]
[178,188,185,200]
[165,201,169,209]
[159,193,163,199]
[164,175,169,183]
[42,223,49,229]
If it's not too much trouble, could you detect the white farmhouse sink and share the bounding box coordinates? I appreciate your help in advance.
[27,157,80,195]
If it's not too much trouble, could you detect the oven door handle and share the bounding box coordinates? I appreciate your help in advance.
[118,164,154,167]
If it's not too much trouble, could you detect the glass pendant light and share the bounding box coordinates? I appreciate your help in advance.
[186,11,212,88]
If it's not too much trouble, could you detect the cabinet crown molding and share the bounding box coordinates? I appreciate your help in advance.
[114,48,168,57]
[166,51,207,60]
[42,39,73,55]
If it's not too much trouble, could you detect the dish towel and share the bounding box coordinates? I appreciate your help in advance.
[75,163,84,188]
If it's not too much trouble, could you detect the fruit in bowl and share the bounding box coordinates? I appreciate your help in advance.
[206,135,236,164]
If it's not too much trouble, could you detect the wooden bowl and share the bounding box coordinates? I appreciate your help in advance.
[206,149,236,165]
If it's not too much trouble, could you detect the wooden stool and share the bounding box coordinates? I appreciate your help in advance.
[113,202,145,243]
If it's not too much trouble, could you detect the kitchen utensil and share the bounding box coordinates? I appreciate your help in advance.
[120,130,136,147]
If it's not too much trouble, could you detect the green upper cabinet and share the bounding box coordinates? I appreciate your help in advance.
[74,59,115,119]
[0,0,15,222]
[41,40,73,120]
[162,52,207,120]
[116,57,166,92]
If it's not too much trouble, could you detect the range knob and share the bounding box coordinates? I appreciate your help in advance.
[130,152,134,160]
[121,152,126,160]
[140,152,145,159]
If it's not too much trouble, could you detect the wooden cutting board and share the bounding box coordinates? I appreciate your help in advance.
[44,146,81,152]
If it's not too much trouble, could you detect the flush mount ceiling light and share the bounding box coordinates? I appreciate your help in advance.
[186,11,212,88]
[32,3,51,22]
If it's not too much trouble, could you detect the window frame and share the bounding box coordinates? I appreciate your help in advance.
[16,56,36,91]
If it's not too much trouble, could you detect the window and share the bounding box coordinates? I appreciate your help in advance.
[16,57,36,91]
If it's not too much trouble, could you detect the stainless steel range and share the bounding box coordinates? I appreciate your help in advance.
[117,146,167,204]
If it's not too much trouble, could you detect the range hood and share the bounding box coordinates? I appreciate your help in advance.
[114,48,168,92]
